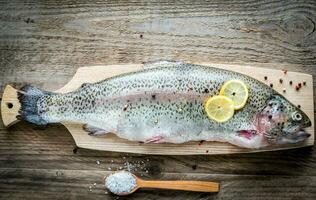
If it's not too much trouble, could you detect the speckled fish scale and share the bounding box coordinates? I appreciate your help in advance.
[37,61,274,144]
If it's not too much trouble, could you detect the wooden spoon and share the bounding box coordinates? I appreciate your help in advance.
[105,171,219,195]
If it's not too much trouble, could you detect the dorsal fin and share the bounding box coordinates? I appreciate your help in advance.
[143,60,183,69]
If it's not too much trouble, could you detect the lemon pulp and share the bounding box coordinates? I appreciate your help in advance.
[204,96,235,122]
[219,79,249,110]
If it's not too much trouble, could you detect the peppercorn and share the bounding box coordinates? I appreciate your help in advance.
[282,69,288,74]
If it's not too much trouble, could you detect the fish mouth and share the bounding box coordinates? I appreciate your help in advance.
[298,120,312,140]
[295,130,311,141]
[281,121,312,144]
[299,119,312,137]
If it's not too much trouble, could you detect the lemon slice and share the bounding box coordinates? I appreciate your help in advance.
[204,96,235,123]
[220,80,249,110]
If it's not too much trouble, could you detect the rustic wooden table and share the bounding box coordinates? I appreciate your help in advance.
[0,0,315,199]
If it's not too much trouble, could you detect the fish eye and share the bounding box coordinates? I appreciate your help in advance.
[292,111,302,121]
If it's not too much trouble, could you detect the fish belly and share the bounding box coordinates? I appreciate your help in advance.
[85,93,210,143]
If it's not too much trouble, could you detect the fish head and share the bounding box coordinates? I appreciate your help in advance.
[257,94,311,145]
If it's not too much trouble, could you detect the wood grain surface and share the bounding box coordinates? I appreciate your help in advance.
[2,63,314,155]
[0,0,316,199]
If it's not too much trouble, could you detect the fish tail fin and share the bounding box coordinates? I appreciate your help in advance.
[17,85,49,125]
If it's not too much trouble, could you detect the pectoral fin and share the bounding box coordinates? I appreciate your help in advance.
[236,130,257,140]
[83,124,110,136]
[229,130,267,149]
[145,135,165,143]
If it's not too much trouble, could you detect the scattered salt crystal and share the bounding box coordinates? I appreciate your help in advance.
[105,171,136,194]
[111,160,114,163]
[93,183,97,186]
[108,167,112,170]
[96,160,100,165]
[119,160,149,174]
[146,159,149,162]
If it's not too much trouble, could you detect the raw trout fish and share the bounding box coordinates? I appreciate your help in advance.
[17,61,311,148]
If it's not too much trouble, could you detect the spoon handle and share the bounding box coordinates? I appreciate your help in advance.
[138,180,219,192]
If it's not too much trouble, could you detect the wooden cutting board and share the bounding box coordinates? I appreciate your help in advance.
[1,63,314,155]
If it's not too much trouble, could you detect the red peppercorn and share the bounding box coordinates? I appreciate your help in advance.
[282,69,288,74]
[295,86,300,91]
[206,150,209,153]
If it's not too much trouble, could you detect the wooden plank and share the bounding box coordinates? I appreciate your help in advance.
[0,0,315,199]
[1,63,314,154]
[59,63,314,154]
[0,85,20,127]
[0,0,316,95]
[1,124,316,176]
[0,169,315,200]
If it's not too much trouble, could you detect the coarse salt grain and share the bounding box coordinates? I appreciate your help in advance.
[105,171,136,194]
